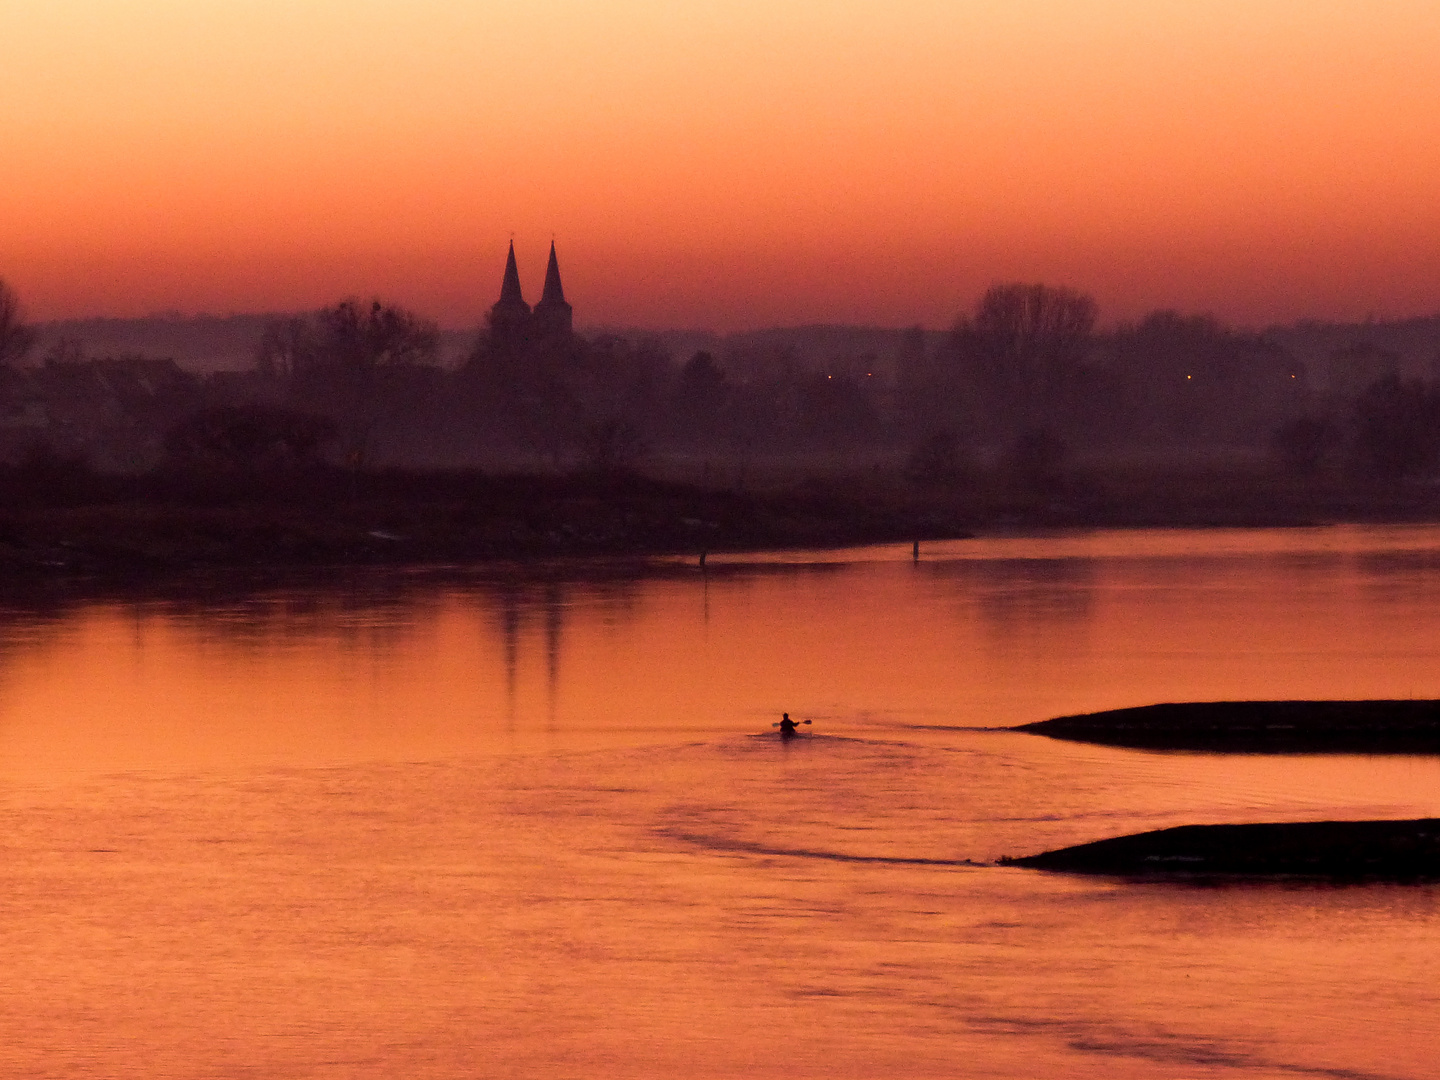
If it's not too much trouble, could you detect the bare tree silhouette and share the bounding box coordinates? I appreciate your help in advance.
[255,316,317,378]
[0,278,37,367]
[311,299,439,374]
[284,299,440,466]
[952,282,1096,433]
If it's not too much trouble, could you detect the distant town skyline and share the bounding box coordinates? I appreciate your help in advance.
[5,2,1439,330]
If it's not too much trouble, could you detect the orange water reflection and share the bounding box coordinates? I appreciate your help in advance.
[5,526,1440,782]
[2,527,1440,1078]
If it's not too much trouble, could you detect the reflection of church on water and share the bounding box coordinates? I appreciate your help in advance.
[489,580,567,729]
[481,576,643,728]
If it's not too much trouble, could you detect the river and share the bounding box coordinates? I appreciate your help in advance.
[2,525,1438,1078]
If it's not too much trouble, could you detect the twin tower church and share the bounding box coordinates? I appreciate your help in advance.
[487,241,574,352]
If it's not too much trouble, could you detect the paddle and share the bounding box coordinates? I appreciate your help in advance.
[772,719,813,727]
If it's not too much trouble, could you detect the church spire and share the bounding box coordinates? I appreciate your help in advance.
[488,240,532,353]
[532,240,573,338]
[540,241,566,305]
[496,240,528,312]
[487,239,573,352]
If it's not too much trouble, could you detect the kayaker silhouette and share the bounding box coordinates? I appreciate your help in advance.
[775,712,812,737]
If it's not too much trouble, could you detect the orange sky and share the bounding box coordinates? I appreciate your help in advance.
[4,1,1439,330]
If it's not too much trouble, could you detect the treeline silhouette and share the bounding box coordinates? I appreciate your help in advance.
[4,276,1440,521]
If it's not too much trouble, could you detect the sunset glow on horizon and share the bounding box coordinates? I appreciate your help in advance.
[5,1,1439,330]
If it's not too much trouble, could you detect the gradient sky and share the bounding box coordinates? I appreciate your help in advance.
[4,1,1439,329]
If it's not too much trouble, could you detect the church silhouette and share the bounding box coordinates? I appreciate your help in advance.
[489,241,573,352]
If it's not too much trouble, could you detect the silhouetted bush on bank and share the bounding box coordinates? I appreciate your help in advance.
[1350,373,1440,480]
[1270,414,1342,476]
[162,404,337,474]
[578,417,649,476]
[1268,373,1440,484]
[904,428,968,490]
[0,439,100,507]
[1005,427,1068,498]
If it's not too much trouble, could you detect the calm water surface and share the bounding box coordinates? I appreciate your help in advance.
[2,525,1439,1078]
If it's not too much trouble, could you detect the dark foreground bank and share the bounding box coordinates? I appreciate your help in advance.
[1006,819,1440,880]
[1020,700,1440,753]
[0,470,970,581]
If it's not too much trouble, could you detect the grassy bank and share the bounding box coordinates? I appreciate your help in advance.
[3,453,1440,583]
[1020,701,1440,753]
[0,469,973,580]
[1006,819,1440,880]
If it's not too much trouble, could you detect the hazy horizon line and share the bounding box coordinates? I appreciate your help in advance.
[28,307,1440,339]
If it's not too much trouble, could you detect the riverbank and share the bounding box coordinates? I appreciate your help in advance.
[1020,701,1440,753]
[4,458,1440,583]
[1007,818,1440,880]
[0,470,973,581]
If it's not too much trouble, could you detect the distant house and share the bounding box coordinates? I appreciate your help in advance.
[0,355,200,469]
